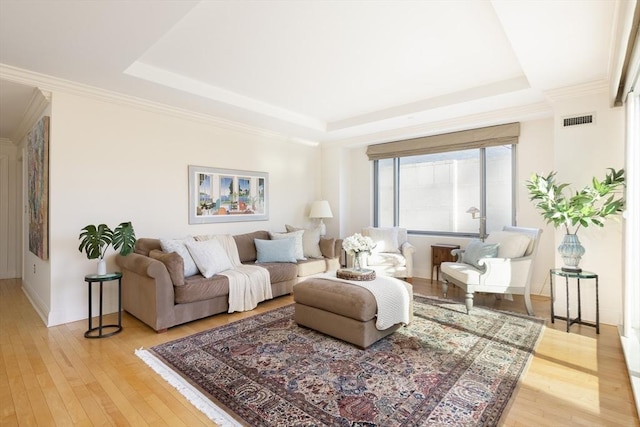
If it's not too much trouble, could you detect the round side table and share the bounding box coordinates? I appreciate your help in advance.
[84,272,123,338]
[549,269,599,334]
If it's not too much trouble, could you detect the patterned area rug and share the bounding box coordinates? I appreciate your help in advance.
[137,295,544,426]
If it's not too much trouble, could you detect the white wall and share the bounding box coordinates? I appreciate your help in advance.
[24,90,324,326]
[551,91,625,326]
[516,118,555,295]
[333,91,625,325]
[0,139,20,279]
[19,104,53,324]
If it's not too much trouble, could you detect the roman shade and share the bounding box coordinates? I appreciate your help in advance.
[366,122,520,160]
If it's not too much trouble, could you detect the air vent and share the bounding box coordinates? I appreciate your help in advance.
[562,114,595,127]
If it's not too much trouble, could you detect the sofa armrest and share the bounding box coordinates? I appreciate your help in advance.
[451,248,464,261]
[481,256,533,287]
[400,241,415,278]
[116,253,176,332]
[116,252,167,278]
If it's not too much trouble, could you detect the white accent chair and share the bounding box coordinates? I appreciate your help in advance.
[440,226,542,316]
[357,227,415,283]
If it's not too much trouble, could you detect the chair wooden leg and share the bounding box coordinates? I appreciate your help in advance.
[465,292,474,314]
[524,292,535,316]
[442,279,448,298]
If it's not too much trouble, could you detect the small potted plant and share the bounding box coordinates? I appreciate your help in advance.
[526,168,625,272]
[78,221,136,275]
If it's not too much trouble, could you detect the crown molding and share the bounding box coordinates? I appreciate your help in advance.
[0,137,14,147]
[324,101,553,148]
[0,63,310,145]
[544,80,609,103]
[11,87,51,146]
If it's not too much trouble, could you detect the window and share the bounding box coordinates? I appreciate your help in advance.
[374,145,515,237]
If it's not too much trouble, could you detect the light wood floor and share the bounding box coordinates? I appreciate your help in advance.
[1,277,638,426]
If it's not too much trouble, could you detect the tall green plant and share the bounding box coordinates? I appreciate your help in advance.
[78,221,136,260]
[525,168,625,234]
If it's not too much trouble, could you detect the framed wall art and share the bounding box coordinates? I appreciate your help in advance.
[28,116,50,260]
[188,165,268,224]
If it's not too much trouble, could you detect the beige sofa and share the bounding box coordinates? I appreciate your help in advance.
[115,230,342,332]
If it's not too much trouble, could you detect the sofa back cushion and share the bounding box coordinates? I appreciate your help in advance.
[159,237,199,277]
[485,231,531,258]
[135,238,162,256]
[233,230,270,263]
[362,227,402,253]
[149,249,185,286]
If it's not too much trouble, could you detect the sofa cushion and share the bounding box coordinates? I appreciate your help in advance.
[269,230,306,260]
[176,275,229,304]
[149,249,185,286]
[185,239,233,278]
[253,262,298,283]
[285,224,323,258]
[441,262,482,286]
[233,230,270,263]
[160,237,199,277]
[367,252,406,267]
[462,240,499,269]
[296,258,329,277]
[255,238,297,263]
[363,227,400,254]
[485,231,531,258]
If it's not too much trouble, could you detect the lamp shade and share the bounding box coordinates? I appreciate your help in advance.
[466,206,480,215]
[309,200,333,219]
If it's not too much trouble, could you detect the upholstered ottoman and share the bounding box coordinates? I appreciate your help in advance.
[293,276,413,349]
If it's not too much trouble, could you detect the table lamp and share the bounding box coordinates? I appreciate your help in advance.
[309,200,333,236]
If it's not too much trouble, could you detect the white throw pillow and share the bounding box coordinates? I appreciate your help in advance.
[184,239,233,278]
[159,237,199,277]
[285,224,323,258]
[269,230,306,260]
[365,227,400,253]
[485,231,531,258]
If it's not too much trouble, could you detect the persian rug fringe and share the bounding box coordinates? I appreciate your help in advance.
[135,348,241,427]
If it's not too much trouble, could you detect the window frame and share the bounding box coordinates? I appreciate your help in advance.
[373,144,518,238]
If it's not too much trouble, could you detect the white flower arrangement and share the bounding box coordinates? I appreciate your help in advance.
[343,233,376,255]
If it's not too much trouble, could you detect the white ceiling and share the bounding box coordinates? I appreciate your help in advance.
[0,0,623,145]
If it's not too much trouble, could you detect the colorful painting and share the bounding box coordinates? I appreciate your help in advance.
[188,165,268,223]
[28,116,50,260]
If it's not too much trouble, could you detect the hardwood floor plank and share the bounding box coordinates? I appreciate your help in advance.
[1,277,638,426]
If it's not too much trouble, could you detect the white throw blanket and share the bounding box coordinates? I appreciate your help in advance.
[316,272,411,330]
[210,235,272,313]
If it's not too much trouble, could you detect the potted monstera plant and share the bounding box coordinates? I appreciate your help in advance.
[526,168,625,272]
[78,221,136,275]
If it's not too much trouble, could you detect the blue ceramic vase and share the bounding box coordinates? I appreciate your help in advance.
[558,234,585,272]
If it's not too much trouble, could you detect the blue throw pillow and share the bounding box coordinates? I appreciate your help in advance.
[254,238,297,263]
[462,240,500,270]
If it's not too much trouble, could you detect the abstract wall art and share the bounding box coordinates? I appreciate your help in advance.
[28,116,50,260]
